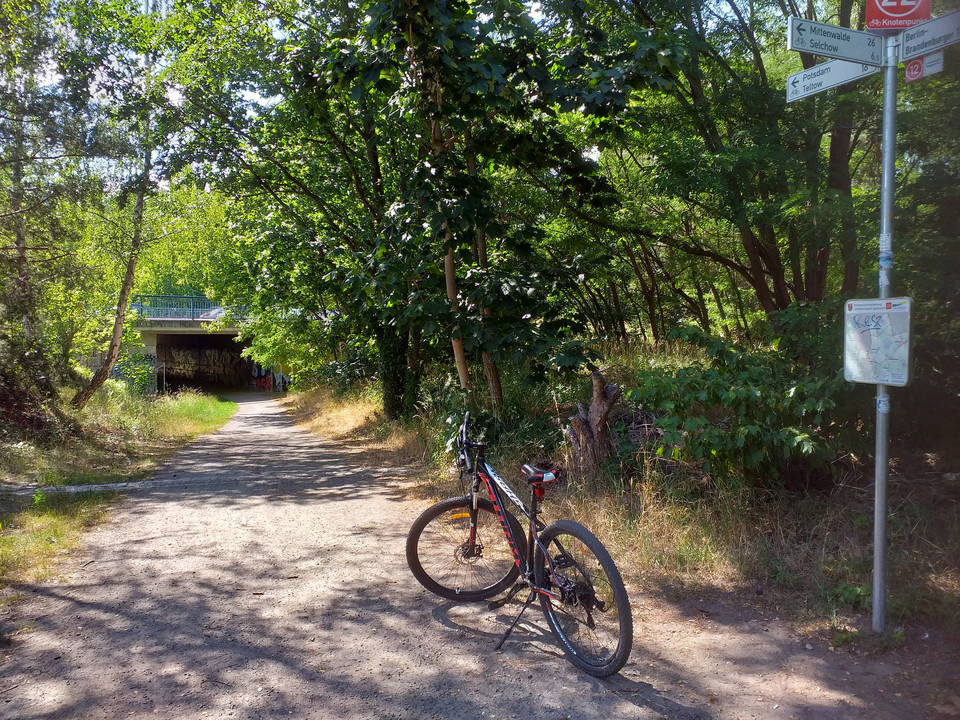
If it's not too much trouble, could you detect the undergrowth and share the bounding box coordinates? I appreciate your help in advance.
[291,330,960,635]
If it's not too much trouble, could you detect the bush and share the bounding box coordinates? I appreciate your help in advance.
[626,326,850,488]
[112,351,156,394]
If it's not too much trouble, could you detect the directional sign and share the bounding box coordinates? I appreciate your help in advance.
[786,60,880,102]
[900,9,960,61]
[866,0,931,32]
[905,51,944,82]
[788,17,883,66]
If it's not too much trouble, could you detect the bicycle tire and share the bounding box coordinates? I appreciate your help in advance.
[535,519,632,677]
[406,496,526,602]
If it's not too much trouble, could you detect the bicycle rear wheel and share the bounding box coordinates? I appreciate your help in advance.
[406,496,525,602]
[535,519,632,677]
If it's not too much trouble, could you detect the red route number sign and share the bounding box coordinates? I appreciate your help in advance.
[866,0,931,31]
[905,58,925,80]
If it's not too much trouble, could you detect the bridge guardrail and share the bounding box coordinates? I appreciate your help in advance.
[132,295,227,321]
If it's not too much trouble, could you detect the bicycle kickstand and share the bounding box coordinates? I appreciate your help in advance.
[493,590,537,652]
[487,581,527,610]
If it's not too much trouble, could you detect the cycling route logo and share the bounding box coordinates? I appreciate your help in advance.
[866,0,930,30]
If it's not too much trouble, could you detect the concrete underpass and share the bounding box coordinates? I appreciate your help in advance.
[134,296,287,393]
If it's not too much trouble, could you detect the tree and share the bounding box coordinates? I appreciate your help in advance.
[1,0,97,425]
[157,0,675,417]
[70,0,172,409]
[531,0,879,321]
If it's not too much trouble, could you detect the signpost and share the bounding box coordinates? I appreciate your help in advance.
[787,10,959,634]
[787,17,883,64]
[787,61,879,102]
[900,9,960,59]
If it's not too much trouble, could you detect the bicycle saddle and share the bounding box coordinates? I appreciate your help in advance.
[522,464,558,484]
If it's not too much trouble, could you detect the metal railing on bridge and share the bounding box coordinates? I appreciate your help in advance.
[132,295,227,321]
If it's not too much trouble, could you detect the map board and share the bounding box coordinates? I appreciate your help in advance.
[844,298,912,386]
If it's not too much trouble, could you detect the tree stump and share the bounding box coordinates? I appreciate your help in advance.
[566,371,622,479]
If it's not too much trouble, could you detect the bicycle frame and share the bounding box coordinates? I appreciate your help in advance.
[465,440,564,604]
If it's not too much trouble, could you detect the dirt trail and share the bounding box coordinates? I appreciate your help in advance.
[1,395,957,719]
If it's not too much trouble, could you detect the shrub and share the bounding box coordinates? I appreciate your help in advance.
[626,326,849,488]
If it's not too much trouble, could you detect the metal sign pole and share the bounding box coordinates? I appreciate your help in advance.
[873,32,899,633]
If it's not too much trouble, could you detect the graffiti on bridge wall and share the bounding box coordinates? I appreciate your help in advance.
[161,346,250,385]
[251,365,290,392]
[158,343,289,391]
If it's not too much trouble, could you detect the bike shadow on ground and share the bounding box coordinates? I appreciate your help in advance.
[431,600,714,719]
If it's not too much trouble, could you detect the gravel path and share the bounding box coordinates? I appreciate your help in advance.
[1,395,957,719]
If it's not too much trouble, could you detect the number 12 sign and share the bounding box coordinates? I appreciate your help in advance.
[866,0,931,32]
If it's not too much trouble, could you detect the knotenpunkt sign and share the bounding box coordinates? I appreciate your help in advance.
[866,0,931,32]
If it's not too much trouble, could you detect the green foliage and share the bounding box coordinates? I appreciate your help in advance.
[112,351,155,394]
[627,326,847,486]
[829,581,871,612]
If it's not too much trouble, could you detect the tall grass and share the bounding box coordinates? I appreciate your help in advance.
[77,380,238,442]
[1,382,238,487]
[146,389,239,440]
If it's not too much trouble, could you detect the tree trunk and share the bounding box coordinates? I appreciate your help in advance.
[71,169,148,409]
[375,322,411,420]
[73,96,153,409]
[566,372,622,479]
[833,0,861,298]
[467,130,503,414]
[444,241,471,393]
[11,110,34,344]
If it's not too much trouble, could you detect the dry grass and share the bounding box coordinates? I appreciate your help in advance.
[0,435,181,488]
[277,384,960,633]
[548,479,741,594]
[0,491,116,591]
[279,386,428,468]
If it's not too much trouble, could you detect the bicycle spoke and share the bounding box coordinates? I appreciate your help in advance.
[536,520,632,677]
[407,497,525,602]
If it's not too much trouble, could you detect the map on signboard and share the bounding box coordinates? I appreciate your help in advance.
[844,298,912,386]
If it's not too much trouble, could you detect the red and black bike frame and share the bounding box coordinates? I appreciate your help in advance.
[462,437,563,603]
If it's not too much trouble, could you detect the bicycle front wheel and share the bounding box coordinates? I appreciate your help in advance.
[535,519,632,677]
[406,496,525,602]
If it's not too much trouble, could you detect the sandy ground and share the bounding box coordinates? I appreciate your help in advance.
[1,395,958,720]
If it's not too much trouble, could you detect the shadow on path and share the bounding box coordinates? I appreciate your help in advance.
[0,396,707,720]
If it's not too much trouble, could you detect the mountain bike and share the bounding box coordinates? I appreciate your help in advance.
[405,412,633,677]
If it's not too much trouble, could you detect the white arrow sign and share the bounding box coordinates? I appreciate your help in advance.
[788,17,884,66]
[900,9,960,61]
[786,60,881,102]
